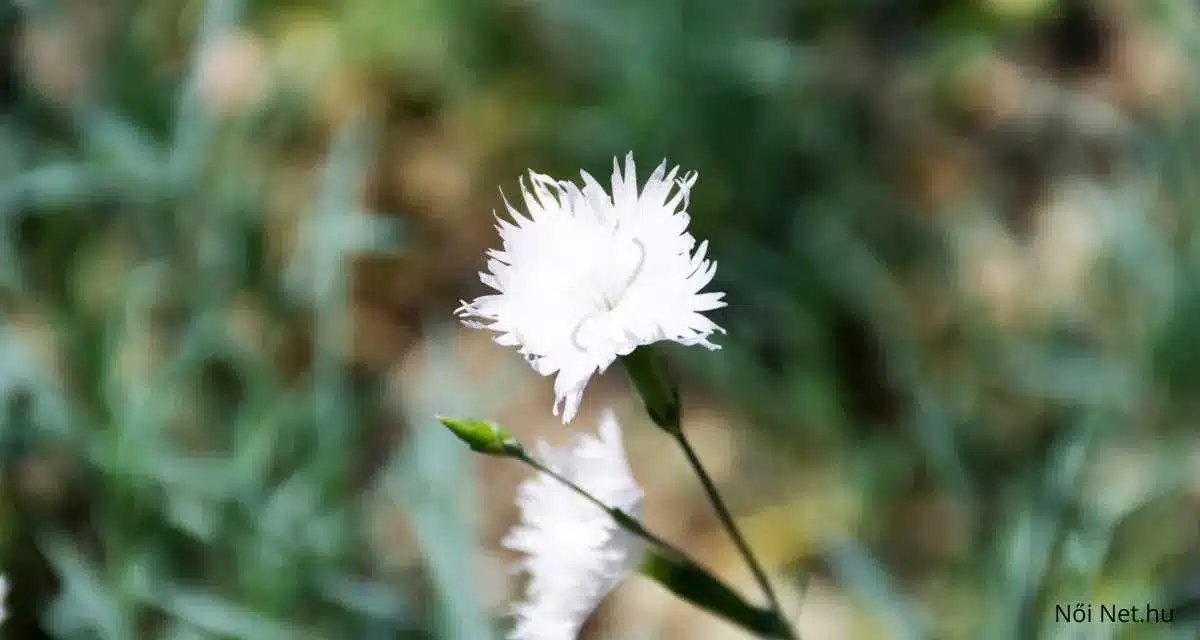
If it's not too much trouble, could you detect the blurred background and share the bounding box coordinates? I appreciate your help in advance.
[0,0,1198,637]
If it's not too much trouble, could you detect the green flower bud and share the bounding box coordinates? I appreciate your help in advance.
[435,416,524,457]
[621,346,681,432]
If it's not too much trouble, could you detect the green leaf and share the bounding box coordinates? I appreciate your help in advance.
[154,587,302,640]
[41,535,134,640]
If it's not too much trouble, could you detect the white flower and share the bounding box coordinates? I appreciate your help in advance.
[502,409,645,640]
[0,574,8,623]
[456,153,726,423]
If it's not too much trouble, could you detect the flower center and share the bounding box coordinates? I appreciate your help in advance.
[570,238,646,352]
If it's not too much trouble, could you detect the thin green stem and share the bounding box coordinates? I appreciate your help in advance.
[516,452,681,557]
[671,429,798,640]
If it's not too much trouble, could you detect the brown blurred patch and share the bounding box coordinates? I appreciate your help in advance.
[886,489,974,576]
[952,53,1036,130]
[17,0,113,104]
[195,29,272,116]
[14,445,74,511]
[18,18,89,104]
[904,134,979,213]
[348,302,417,374]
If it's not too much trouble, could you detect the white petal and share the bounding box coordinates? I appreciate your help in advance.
[691,292,727,311]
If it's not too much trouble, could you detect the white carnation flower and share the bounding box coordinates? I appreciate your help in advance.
[502,409,645,640]
[456,153,726,423]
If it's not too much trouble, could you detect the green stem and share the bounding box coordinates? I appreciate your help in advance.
[516,452,791,638]
[671,429,798,640]
[517,452,676,553]
[621,346,798,638]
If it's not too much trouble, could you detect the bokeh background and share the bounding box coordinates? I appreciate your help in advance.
[0,0,1198,637]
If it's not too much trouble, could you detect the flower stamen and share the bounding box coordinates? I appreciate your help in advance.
[620,238,648,300]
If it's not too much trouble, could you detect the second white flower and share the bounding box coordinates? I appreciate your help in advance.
[502,409,645,639]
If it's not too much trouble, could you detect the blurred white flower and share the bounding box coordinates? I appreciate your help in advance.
[503,409,645,639]
[456,153,726,423]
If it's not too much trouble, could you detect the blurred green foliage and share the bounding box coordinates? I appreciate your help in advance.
[0,0,1198,638]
